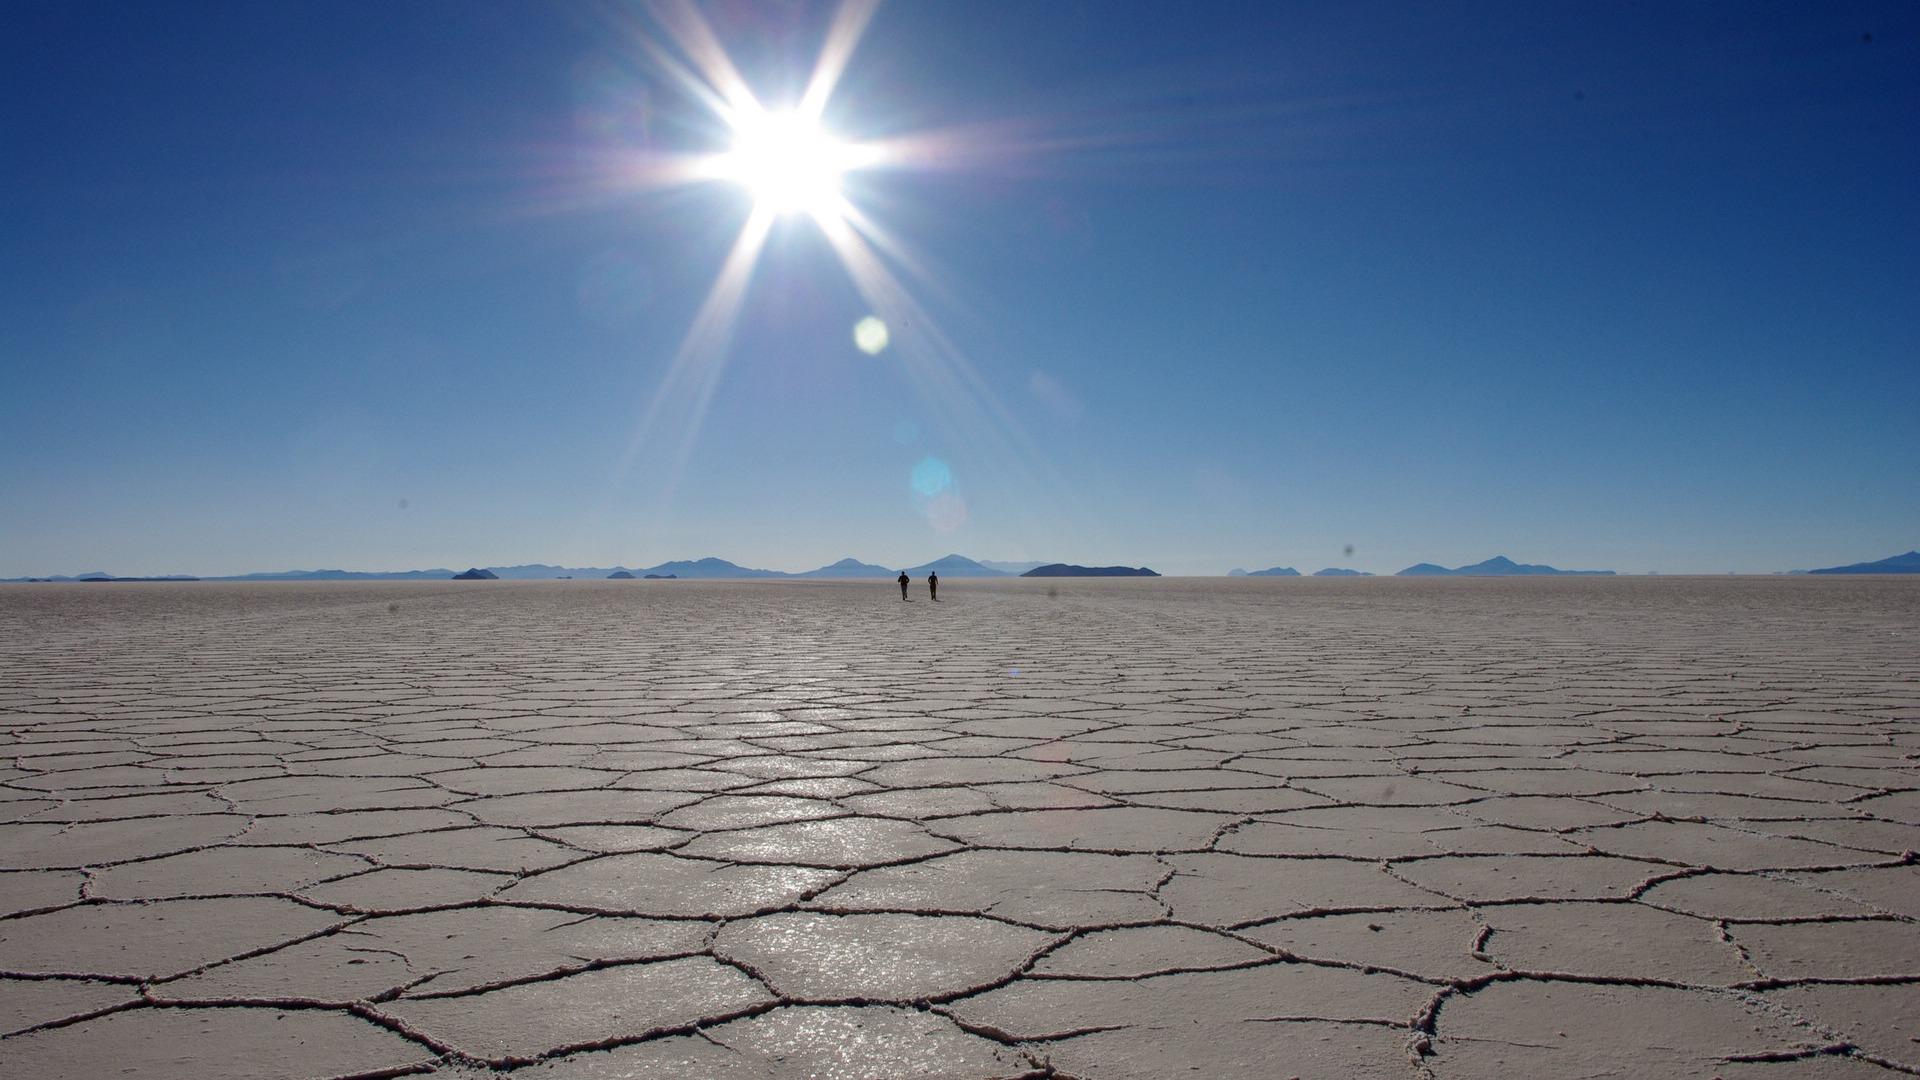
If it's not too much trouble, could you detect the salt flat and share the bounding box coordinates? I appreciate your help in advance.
[1,577,1916,1079]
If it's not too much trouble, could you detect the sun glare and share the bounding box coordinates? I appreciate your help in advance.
[614,0,1044,517]
[710,109,876,218]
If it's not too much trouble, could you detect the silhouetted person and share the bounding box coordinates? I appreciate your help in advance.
[897,571,910,600]
[928,571,939,601]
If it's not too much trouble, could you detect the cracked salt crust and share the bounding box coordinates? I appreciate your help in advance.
[0,576,1915,1077]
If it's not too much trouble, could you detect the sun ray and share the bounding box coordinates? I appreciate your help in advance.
[643,0,763,126]
[798,0,881,121]
[833,196,967,317]
[811,203,1072,511]
[613,204,775,498]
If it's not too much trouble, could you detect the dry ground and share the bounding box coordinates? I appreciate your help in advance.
[2,577,1917,1079]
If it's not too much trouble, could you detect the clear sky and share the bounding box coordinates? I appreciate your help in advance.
[4,1,1915,577]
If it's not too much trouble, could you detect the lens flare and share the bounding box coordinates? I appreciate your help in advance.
[853,315,890,354]
[926,491,969,531]
[910,456,952,497]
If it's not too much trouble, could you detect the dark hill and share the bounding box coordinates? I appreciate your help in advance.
[1021,564,1159,577]
[451,568,498,580]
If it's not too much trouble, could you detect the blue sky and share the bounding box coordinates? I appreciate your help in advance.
[3,0,1915,576]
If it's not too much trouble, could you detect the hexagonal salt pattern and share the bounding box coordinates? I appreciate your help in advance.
[1,577,1916,1077]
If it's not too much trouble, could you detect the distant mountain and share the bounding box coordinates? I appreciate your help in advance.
[607,570,635,579]
[1,572,199,582]
[451,568,498,580]
[1022,564,1159,577]
[634,557,789,579]
[408,563,640,580]
[11,552,1250,583]
[902,554,1008,577]
[211,560,774,581]
[1313,568,1373,577]
[978,560,1049,575]
[1243,566,1300,577]
[1807,550,1920,575]
[1226,569,1249,577]
[1396,555,1614,577]
[643,573,676,579]
[799,558,896,578]
[486,563,624,580]
[215,568,457,581]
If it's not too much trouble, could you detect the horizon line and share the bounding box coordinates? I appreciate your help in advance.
[5,546,1912,582]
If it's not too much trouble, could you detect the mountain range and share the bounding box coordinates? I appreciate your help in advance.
[796,558,898,578]
[900,554,1010,577]
[14,549,1917,581]
[1021,564,1159,577]
[1396,555,1613,576]
[4,554,1019,583]
[978,560,1049,574]
[15,574,205,582]
[1806,550,1920,574]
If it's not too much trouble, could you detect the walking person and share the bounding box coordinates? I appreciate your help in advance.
[928,570,939,601]
[897,570,910,600]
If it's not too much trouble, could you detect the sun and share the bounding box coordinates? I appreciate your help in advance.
[708,108,877,219]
